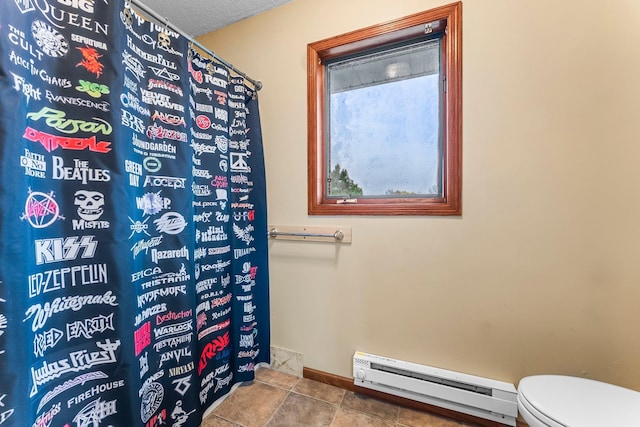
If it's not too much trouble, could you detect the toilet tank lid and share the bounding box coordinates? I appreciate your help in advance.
[518,375,640,427]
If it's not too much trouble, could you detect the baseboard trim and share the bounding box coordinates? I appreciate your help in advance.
[303,367,527,427]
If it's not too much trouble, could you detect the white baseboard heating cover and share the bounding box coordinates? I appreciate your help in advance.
[353,352,518,426]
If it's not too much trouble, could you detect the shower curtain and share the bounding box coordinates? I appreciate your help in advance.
[0,1,270,426]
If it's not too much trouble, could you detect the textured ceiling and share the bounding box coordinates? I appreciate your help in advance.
[138,0,291,37]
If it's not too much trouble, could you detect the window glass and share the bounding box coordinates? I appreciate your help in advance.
[326,39,442,198]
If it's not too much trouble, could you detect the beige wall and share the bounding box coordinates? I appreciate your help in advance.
[198,0,640,390]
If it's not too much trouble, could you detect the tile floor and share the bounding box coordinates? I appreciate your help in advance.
[200,368,479,427]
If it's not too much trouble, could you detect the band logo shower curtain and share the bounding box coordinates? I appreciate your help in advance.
[0,0,270,425]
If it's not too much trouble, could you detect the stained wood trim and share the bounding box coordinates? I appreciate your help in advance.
[303,367,528,427]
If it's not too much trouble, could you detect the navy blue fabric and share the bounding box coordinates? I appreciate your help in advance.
[0,1,269,426]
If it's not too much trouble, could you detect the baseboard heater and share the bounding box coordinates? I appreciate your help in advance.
[353,352,518,426]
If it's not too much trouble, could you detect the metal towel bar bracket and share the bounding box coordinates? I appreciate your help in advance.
[267,225,352,243]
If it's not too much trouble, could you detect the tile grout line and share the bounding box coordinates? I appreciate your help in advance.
[283,389,344,427]
[261,375,346,427]
[258,375,302,426]
[288,389,346,406]
[206,413,246,427]
[338,394,401,425]
[328,387,347,426]
[261,388,291,426]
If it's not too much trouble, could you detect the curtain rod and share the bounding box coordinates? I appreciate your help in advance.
[128,0,263,91]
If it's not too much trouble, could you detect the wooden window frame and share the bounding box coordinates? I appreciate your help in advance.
[307,2,462,216]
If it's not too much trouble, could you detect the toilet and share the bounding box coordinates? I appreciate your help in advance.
[517,375,640,427]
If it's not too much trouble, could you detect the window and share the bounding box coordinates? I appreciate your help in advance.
[307,2,461,215]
